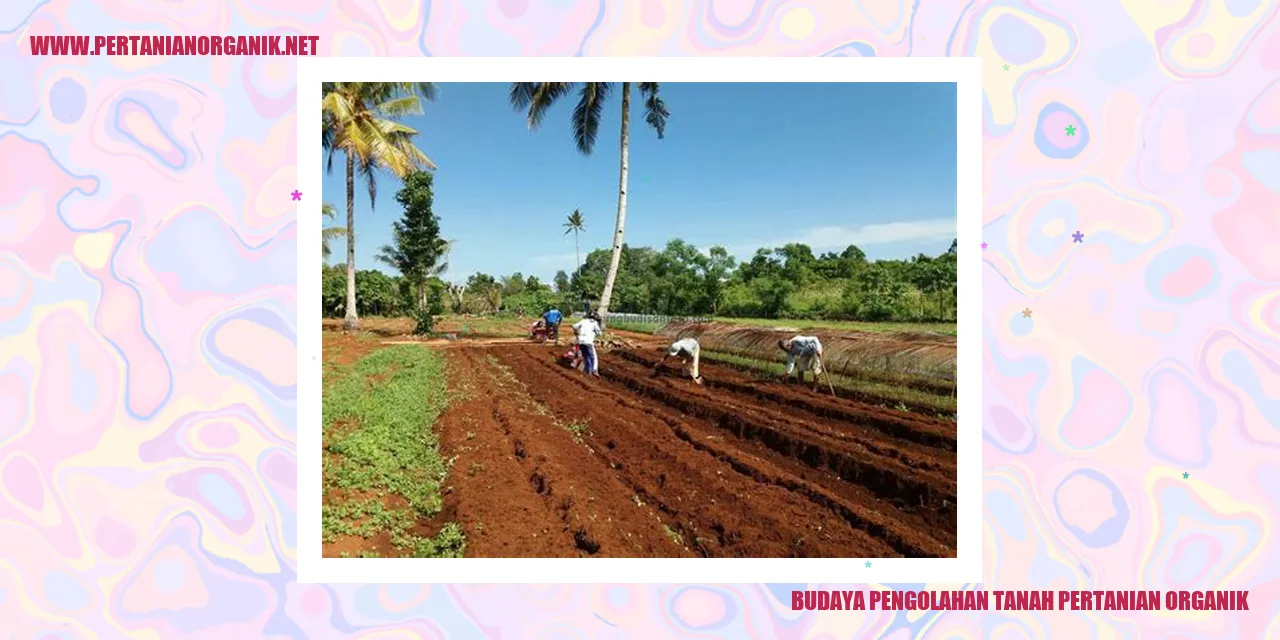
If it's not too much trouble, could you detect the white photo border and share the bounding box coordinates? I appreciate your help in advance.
[296,56,982,584]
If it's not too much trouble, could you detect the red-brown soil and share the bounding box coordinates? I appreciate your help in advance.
[431,339,957,558]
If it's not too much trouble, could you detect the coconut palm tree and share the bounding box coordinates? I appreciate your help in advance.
[563,209,586,272]
[321,202,346,262]
[510,82,669,323]
[322,82,437,331]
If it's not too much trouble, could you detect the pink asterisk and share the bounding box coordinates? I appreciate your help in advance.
[291,190,302,201]
[981,242,988,251]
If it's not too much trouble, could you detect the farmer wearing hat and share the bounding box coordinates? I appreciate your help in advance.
[654,337,703,384]
[779,335,825,391]
[572,310,603,377]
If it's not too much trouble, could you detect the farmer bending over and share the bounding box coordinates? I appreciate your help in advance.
[654,338,703,385]
[572,310,603,377]
[542,307,563,344]
[779,335,825,390]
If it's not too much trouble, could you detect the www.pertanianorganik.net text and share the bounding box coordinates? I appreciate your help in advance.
[28,35,319,56]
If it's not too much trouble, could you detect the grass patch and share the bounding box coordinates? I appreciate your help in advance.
[323,344,465,557]
[323,315,535,339]
[435,315,531,338]
[700,350,955,417]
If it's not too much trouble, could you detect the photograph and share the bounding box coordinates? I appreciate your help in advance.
[314,78,960,562]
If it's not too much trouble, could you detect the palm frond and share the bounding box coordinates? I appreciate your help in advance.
[321,226,346,260]
[509,83,539,110]
[411,82,438,102]
[512,82,575,131]
[322,110,335,154]
[572,82,610,155]
[358,157,379,210]
[380,122,437,170]
[321,90,355,124]
[375,95,425,119]
[563,209,586,234]
[371,82,434,102]
[638,82,669,139]
[428,238,453,277]
[376,243,404,271]
[325,145,337,175]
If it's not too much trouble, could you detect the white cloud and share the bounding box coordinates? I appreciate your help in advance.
[787,218,956,250]
[717,218,956,255]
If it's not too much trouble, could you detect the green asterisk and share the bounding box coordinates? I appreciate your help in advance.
[1003,64,1010,71]
[1065,125,1077,136]
[1182,472,1189,479]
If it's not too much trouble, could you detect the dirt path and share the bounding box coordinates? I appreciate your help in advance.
[382,337,532,347]
[432,341,957,558]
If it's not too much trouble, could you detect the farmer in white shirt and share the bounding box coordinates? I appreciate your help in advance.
[654,337,703,384]
[572,311,603,377]
[779,335,825,390]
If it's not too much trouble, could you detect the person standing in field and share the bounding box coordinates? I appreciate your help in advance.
[573,310,603,377]
[542,307,564,344]
[779,335,825,391]
[654,337,704,384]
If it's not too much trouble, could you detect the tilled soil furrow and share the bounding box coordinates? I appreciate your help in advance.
[434,349,690,558]
[596,354,957,522]
[609,354,957,484]
[646,349,952,414]
[620,350,957,479]
[431,353,577,557]
[567,352,951,554]
[617,349,957,450]
[514,353,947,556]
[496,347,905,557]
[496,346,951,557]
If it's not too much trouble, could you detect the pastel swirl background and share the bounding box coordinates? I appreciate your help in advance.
[2,0,1279,637]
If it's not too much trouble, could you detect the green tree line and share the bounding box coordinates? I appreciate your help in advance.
[323,237,958,324]
[558,238,958,322]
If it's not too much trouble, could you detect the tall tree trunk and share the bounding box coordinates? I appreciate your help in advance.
[574,231,580,273]
[343,152,360,331]
[597,82,630,326]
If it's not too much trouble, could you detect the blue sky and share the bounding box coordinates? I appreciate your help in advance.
[321,82,957,284]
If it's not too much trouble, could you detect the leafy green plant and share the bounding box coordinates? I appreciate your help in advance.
[412,306,436,335]
[322,344,466,557]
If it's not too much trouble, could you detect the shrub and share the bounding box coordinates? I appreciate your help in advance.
[412,307,435,335]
